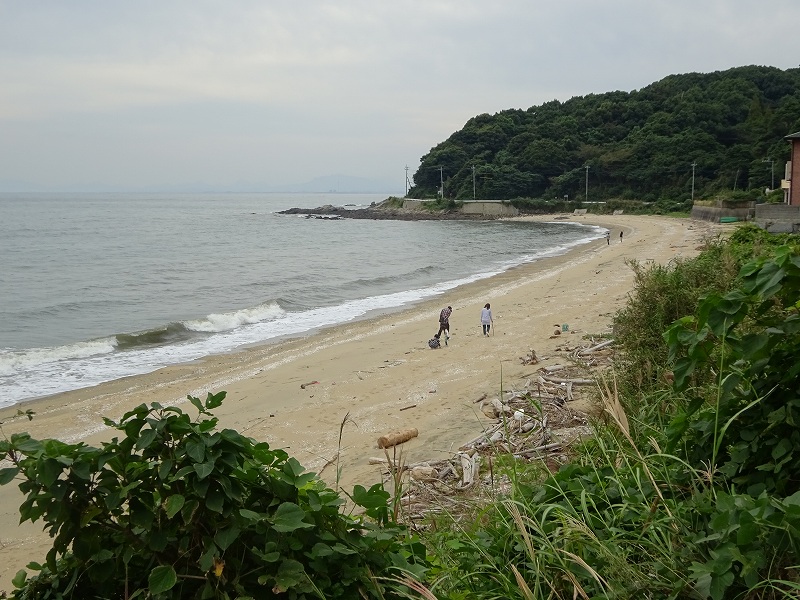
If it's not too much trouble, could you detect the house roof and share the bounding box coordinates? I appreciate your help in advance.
[786,131,800,140]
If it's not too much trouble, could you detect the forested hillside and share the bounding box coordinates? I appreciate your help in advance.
[409,65,800,202]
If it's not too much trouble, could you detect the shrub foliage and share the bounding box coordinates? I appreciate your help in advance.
[0,392,426,599]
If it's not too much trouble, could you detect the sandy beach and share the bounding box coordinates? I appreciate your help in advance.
[0,214,723,591]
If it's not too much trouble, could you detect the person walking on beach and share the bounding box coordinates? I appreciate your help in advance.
[605,231,610,245]
[619,230,623,243]
[481,303,493,336]
[437,306,452,344]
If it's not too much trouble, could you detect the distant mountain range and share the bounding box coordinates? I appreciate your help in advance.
[0,174,403,195]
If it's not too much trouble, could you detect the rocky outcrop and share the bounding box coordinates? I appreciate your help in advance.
[277,203,494,221]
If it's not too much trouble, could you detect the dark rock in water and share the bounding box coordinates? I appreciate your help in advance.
[277,203,492,221]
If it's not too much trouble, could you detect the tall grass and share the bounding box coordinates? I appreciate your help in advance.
[408,225,800,600]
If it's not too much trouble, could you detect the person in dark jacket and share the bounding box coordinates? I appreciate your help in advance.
[437,306,452,344]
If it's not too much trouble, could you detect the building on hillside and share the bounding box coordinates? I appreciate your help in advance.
[784,131,800,206]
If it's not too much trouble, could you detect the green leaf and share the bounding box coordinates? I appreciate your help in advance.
[0,467,19,485]
[165,494,185,519]
[194,461,215,480]
[204,391,226,410]
[771,437,793,460]
[148,564,177,594]
[273,559,307,593]
[158,459,174,480]
[239,508,263,521]
[186,439,206,463]
[13,437,43,455]
[214,525,241,550]
[39,458,64,487]
[205,488,224,513]
[11,569,27,588]
[351,483,390,510]
[135,427,158,450]
[272,503,314,532]
[188,394,204,413]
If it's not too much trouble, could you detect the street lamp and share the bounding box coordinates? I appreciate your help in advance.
[471,165,476,200]
[584,165,590,201]
[762,158,775,190]
[691,162,697,201]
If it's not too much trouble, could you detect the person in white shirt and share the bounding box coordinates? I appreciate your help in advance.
[480,303,493,336]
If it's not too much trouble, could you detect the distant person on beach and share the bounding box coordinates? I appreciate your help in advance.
[481,303,493,336]
[619,231,623,243]
[437,306,452,344]
[605,231,610,245]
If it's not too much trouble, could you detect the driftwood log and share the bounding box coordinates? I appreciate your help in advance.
[377,428,419,449]
[577,339,614,356]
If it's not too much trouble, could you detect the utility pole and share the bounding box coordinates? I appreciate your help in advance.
[439,166,444,199]
[472,165,476,200]
[762,158,775,190]
[691,162,697,201]
[404,165,409,196]
[584,165,590,202]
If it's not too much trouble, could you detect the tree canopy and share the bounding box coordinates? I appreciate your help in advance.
[409,65,800,202]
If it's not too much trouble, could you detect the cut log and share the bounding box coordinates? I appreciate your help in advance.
[377,428,419,449]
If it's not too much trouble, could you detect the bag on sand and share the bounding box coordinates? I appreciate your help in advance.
[428,337,441,349]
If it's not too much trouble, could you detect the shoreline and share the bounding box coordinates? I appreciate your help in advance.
[0,215,602,409]
[0,214,723,591]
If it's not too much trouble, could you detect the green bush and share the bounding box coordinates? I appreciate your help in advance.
[612,239,739,402]
[0,393,427,599]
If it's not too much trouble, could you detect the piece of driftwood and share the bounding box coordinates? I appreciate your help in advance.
[473,392,489,404]
[459,423,504,450]
[540,375,595,385]
[410,466,439,481]
[491,398,512,415]
[300,380,319,389]
[459,453,481,488]
[377,428,419,449]
[399,404,417,411]
[515,442,563,457]
[577,339,614,356]
[459,453,474,487]
[540,364,568,373]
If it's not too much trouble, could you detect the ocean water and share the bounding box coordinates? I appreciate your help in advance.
[0,192,603,406]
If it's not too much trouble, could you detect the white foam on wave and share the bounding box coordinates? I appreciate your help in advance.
[0,337,117,377]
[183,302,285,333]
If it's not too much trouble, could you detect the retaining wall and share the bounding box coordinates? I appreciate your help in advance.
[460,201,519,216]
[754,204,800,233]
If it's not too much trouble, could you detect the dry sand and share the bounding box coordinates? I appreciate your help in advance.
[0,214,723,591]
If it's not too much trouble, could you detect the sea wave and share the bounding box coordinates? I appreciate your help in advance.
[0,337,117,377]
[115,322,195,349]
[0,223,605,407]
[183,302,286,333]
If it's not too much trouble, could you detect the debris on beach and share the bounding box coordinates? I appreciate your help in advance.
[371,335,615,525]
[377,428,419,449]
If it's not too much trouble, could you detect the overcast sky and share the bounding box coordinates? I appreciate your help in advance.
[1,1,798,193]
